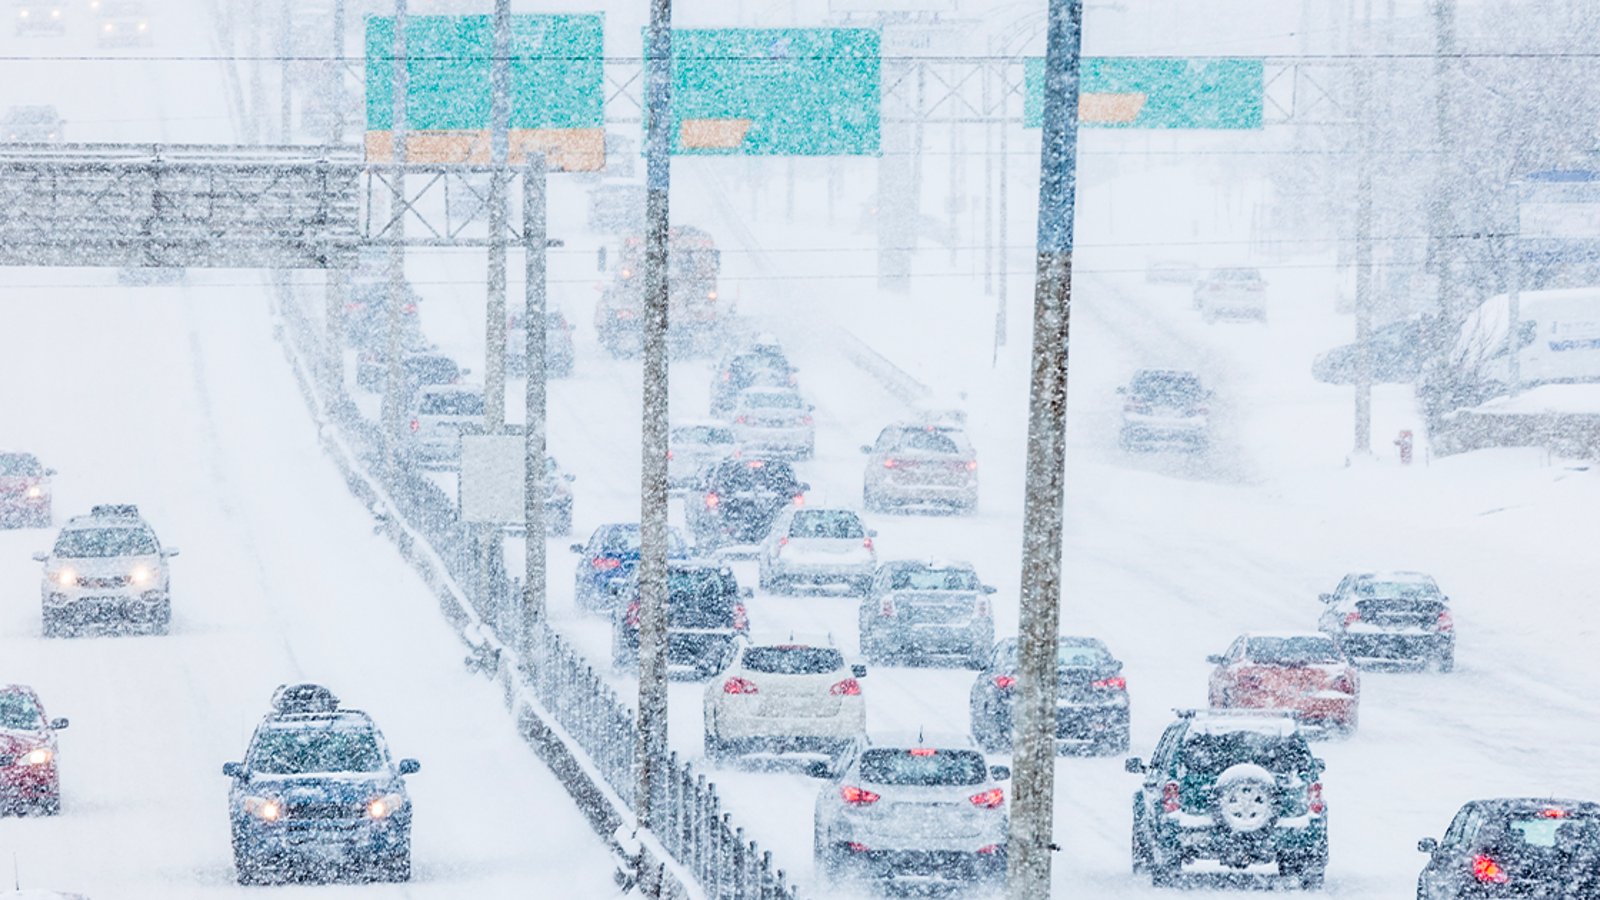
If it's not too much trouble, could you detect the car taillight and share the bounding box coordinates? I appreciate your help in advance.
[624,600,640,628]
[721,370,732,382]
[1092,676,1126,691]
[974,596,991,617]
[845,841,871,853]
[879,597,895,617]
[965,459,978,471]
[734,415,748,424]
[1191,406,1209,416]
[1308,782,1325,815]
[1472,854,1508,884]
[993,674,1016,690]
[1331,674,1355,694]
[1343,611,1360,626]
[802,415,814,425]
[1540,807,1568,819]
[793,494,805,506]
[969,788,1005,809]
[592,557,621,571]
[731,604,748,632]
[862,536,873,551]
[1437,610,1453,633]
[882,458,898,469]
[401,302,416,314]
[667,449,674,460]
[408,419,420,432]
[723,677,758,695]
[1161,781,1181,813]
[976,844,1001,855]
[705,492,719,509]
[777,536,789,550]
[829,678,861,696]
[841,785,880,806]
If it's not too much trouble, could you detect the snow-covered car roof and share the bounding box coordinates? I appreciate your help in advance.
[743,631,839,649]
[881,558,976,572]
[1352,570,1436,583]
[1240,630,1339,642]
[65,505,148,527]
[866,730,980,752]
[672,418,736,432]
[1180,710,1300,738]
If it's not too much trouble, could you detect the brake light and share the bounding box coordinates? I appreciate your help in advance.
[829,678,861,696]
[862,536,873,551]
[1343,611,1360,626]
[705,492,719,509]
[975,596,991,617]
[1161,781,1180,813]
[1472,854,1508,884]
[1092,676,1126,691]
[734,415,748,424]
[624,599,640,628]
[401,302,416,314]
[908,748,937,757]
[976,844,1001,855]
[723,677,758,695]
[721,370,731,382]
[1331,674,1355,694]
[1436,610,1453,633]
[882,458,898,469]
[841,785,880,806]
[879,597,895,617]
[731,603,748,632]
[965,459,978,471]
[667,449,674,460]
[802,415,814,425]
[1308,782,1325,815]
[793,494,805,506]
[408,418,420,432]
[777,536,788,550]
[592,557,621,571]
[845,841,870,853]
[969,788,1005,809]
[1541,807,1568,819]
[993,674,1016,690]
[707,290,718,301]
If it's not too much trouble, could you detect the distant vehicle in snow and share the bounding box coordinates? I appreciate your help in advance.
[595,225,723,357]
[357,350,464,410]
[0,451,54,528]
[1127,709,1328,889]
[685,457,808,552]
[12,1,65,36]
[1446,287,1600,399]
[504,309,575,379]
[223,684,420,884]
[728,387,815,460]
[34,504,177,637]
[1206,632,1359,738]
[709,347,796,417]
[970,635,1129,755]
[0,684,69,815]
[1146,258,1199,284]
[568,523,690,614]
[1,105,62,140]
[858,559,994,668]
[1415,798,1600,898]
[1117,368,1212,453]
[94,0,148,47]
[859,420,979,515]
[343,250,423,349]
[402,384,483,470]
[667,421,738,490]
[1194,267,1267,322]
[756,507,877,595]
[1316,571,1454,672]
[812,732,1010,890]
[542,456,575,537]
[609,561,751,678]
[1312,317,1425,385]
[702,636,866,765]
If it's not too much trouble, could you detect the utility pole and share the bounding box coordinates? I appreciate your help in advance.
[279,0,293,142]
[324,0,349,404]
[1007,0,1080,897]
[522,154,549,645]
[634,0,673,895]
[380,0,409,475]
[1354,0,1374,455]
[1429,0,1458,355]
[485,0,511,433]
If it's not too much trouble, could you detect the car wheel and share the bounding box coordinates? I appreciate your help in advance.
[1131,814,1152,875]
[965,646,988,670]
[813,827,839,882]
[376,849,412,883]
[234,858,269,886]
[36,793,61,816]
[853,577,873,598]
[1149,848,1181,887]
[41,612,62,639]
[1436,651,1455,673]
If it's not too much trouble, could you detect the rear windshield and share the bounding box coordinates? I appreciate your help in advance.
[712,460,797,492]
[667,567,738,617]
[1486,813,1600,853]
[1353,578,1440,600]
[1245,636,1342,665]
[860,748,987,786]
[889,429,961,454]
[1179,732,1313,777]
[0,454,40,476]
[673,426,735,445]
[743,646,843,675]
[1130,373,1203,401]
[418,392,485,416]
[250,727,385,775]
[0,692,42,731]
[1355,598,1444,618]
[54,526,158,558]
[997,639,1110,669]
[404,357,458,382]
[889,567,981,592]
[742,392,803,410]
[789,510,864,539]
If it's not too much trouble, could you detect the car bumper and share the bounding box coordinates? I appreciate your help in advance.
[0,494,48,520]
[1338,632,1451,666]
[868,620,992,653]
[0,762,59,806]
[710,704,862,742]
[44,590,169,625]
[235,818,410,865]
[831,845,1006,885]
[866,476,978,505]
[1158,816,1327,867]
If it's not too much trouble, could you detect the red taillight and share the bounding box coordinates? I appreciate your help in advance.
[862,536,873,551]
[1161,781,1180,813]
[1308,782,1326,815]
[969,788,1005,809]
[802,415,814,425]
[829,678,861,696]
[976,844,1001,855]
[408,418,420,432]
[793,494,805,506]
[879,597,895,617]
[907,748,936,757]
[721,370,732,382]
[1343,611,1360,626]
[667,449,674,460]
[965,459,978,471]
[401,302,416,314]
[624,600,640,628]
[722,677,759,695]
[1472,854,1508,884]
[974,596,991,617]
[882,458,898,469]
[592,557,621,571]
[841,785,880,806]
[1331,674,1355,694]
[845,841,871,853]
[731,603,748,632]
[734,415,748,424]
[992,674,1016,690]
[1092,676,1126,691]
[1541,807,1568,819]
[704,492,719,509]
[777,535,789,550]
[1437,610,1453,633]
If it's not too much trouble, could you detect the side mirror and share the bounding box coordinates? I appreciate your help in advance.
[1110,660,1124,674]
[398,758,421,775]
[569,543,585,554]
[163,547,181,558]
[1115,386,1126,394]
[565,473,576,482]
[597,246,607,272]
[44,468,57,476]
[740,586,754,599]
[1418,837,1439,854]
[49,717,68,730]
[859,445,873,454]
[803,759,833,779]
[1205,654,1226,665]
[798,483,811,493]
[222,761,244,779]
[981,585,998,595]
[989,765,1011,781]
[1318,593,1335,603]
[1124,757,1145,774]
[808,404,816,412]
[30,551,48,562]
[1312,757,1326,772]
[851,664,867,679]
[866,529,878,538]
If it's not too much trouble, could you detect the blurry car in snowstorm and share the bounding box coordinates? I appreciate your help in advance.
[0,451,54,528]
[757,507,876,595]
[1316,571,1454,672]
[1,105,62,140]
[342,269,423,350]
[1415,798,1600,899]
[1311,317,1425,385]
[504,309,576,379]
[95,0,149,47]
[1194,266,1267,322]
[668,421,738,490]
[610,561,751,678]
[568,522,689,614]
[14,1,66,36]
[224,684,419,885]
[1117,368,1211,453]
[710,349,796,417]
[35,504,177,637]
[812,733,1009,890]
[728,388,815,460]
[1145,258,1199,284]
[703,636,866,764]
[970,636,1129,755]
[1207,632,1359,739]
[858,559,995,668]
[860,421,979,514]
[684,458,808,552]
[1127,709,1328,889]
[358,351,464,411]
[541,456,575,536]
[0,685,69,816]
[402,385,483,470]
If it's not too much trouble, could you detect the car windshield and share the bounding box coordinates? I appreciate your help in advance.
[0,692,42,731]
[890,566,981,591]
[713,460,796,492]
[250,726,385,774]
[742,646,843,675]
[1245,636,1343,665]
[788,510,864,539]
[1486,812,1600,855]
[860,748,987,786]
[54,526,158,558]
[890,428,961,454]
[1353,578,1439,600]
[1130,372,1203,402]
[742,392,803,410]
[667,567,737,614]
[418,392,485,416]
[674,426,735,446]
[1180,732,1313,777]
[0,453,41,476]
[997,639,1110,669]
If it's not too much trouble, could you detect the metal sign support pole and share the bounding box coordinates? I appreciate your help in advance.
[381,0,409,476]
[485,0,512,434]
[522,155,549,649]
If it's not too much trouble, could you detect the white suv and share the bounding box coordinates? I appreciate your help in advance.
[702,637,866,764]
[35,504,177,637]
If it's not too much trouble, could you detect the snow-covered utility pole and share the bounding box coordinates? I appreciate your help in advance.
[485,0,511,434]
[380,0,409,475]
[279,0,292,142]
[634,0,673,894]
[1430,0,1459,345]
[324,0,349,403]
[1354,0,1374,455]
[522,154,549,643]
[1007,0,1080,897]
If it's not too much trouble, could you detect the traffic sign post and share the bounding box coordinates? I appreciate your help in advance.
[1024,56,1264,129]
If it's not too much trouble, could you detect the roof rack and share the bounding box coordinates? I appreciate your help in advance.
[89,504,139,518]
[1176,708,1300,720]
[271,683,340,715]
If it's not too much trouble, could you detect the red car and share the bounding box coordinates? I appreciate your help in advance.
[1206,632,1358,737]
[0,452,53,528]
[0,685,68,815]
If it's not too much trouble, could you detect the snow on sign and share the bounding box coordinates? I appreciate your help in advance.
[364,14,604,171]
[459,434,525,525]
[1520,171,1600,241]
[1024,56,1264,129]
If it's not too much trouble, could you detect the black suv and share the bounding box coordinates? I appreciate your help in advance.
[970,636,1129,755]
[1126,710,1327,889]
[1416,798,1600,898]
[611,562,752,678]
[685,458,808,551]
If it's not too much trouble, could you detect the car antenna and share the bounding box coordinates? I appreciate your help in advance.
[13,851,20,890]
[917,725,924,744]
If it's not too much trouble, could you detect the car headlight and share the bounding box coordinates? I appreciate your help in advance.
[102,21,112,31]
[242,795,283,822]
[130,564,155,586]
[53,568,76,587]
[25,485,42,498]
[367,792,405,819]
[18,9,29,18]
[23,748,51,766]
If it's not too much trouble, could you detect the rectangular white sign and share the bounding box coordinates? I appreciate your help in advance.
[459,434,525,525]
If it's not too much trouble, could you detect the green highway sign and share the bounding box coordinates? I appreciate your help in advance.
[1025,57,1264,129]
[666,28,881,156]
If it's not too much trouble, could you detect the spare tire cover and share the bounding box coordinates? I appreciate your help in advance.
[1212,763,1279,834]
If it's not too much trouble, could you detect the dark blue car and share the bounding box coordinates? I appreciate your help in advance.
[569,523,689,614]
[223,684,420,884]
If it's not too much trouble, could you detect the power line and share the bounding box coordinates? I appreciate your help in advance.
[4,50,1600,63]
